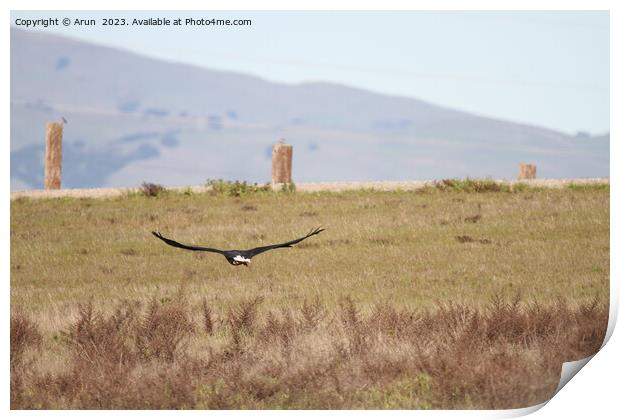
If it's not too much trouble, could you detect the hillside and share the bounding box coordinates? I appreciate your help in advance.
[10,28,609,190]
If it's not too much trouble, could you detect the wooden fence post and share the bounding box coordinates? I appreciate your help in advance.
[272,142,293,186]
[45,122,63,189]
[519,163,536,180]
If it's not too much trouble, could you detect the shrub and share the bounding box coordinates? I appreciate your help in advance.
[10,312,42,366]
[140,182,166,197]
[567,182,609,192]
[279,182,296,194]
[435,178,507,193]
[206,179,271,197]
[136,297,195,362]
[63,300,139,369]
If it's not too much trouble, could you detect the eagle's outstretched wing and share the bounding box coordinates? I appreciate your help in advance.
[152,231,226,254]
[245,227,324,258]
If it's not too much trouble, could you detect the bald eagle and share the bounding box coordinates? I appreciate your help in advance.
[152,227,324,266]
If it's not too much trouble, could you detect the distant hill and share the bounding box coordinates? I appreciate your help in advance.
[10,28,609,190]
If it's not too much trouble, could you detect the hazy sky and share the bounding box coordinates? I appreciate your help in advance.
[11,10,610,135]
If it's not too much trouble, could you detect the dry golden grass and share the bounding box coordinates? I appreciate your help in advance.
[10,294,607,409]
[10,182,609,409]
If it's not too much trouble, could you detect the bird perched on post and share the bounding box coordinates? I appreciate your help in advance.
[152,227,324,266]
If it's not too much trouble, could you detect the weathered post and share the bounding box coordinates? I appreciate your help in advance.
[519,163,536,180]
[271,141,293,187]
[44,122,63,189]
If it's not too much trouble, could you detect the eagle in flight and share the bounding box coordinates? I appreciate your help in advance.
[152,227,324,266]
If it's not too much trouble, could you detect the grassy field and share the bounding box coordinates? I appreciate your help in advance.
[10,181,610,409]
